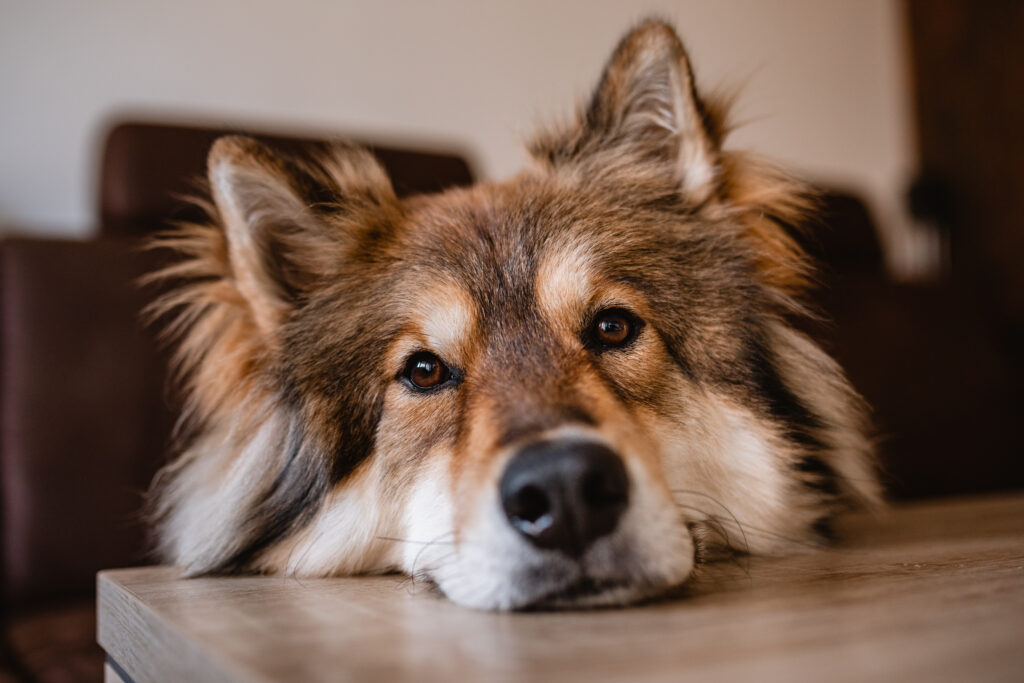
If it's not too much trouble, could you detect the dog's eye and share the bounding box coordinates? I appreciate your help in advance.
[401,352,452,391]
[586,308,643,351]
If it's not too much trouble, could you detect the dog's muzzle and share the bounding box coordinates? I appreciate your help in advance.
[499,439,629,557]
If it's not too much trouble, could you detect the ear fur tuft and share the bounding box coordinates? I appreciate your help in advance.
[717,151,817,296]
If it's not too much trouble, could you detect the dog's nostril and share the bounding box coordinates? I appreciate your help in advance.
[499,439,630,557]
[510,485,551,527]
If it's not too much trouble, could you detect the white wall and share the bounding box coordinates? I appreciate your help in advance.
[1,0,915,267]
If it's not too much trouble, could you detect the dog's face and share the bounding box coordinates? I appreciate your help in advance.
[152,21,880,610]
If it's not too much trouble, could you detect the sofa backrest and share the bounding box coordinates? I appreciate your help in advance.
[99,122,475,237]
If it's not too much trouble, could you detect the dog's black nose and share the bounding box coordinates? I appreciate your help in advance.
[499,439,629,557]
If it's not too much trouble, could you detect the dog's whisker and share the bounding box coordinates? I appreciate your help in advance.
[409,531,458,581]
[678,505,828,551]
[676,502,738,551]
[287,523,332,575]
[683,509,831,549]
[671,489,751,554]
[375,536,456,546]
[720,523,828,550]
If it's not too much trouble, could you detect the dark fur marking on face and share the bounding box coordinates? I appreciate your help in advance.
[655,328,697,381]
[327,389,386,484]
[213,414,330,573]
[282,295,395,487]
[812,515,836,541]
[741,335,841,497]
[795,455,842,497]
[742,335,824,448]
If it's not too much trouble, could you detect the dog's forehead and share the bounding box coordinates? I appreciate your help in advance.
[396,182,642,287]
[390,185,696,336]
[396,187,560,305]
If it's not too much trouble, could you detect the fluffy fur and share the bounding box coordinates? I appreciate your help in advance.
[148,20,880,610]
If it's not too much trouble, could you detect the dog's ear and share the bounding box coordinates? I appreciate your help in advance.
[531,21,813,294]
[529,20,721,205]
[208,136,396,336]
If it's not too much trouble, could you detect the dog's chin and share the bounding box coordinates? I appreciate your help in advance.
[522,575,676,611]
[430,549,694,611]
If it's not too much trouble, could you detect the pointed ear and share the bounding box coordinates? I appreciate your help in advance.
[208,136,395,336]
[530,21,721,204]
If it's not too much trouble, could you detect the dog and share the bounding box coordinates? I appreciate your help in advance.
[148,19,881,610]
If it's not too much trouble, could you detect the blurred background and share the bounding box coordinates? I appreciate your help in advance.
[1,1,1021,680]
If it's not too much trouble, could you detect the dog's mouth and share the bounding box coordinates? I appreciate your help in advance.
[522,574,652,610]
[525,576,625,610]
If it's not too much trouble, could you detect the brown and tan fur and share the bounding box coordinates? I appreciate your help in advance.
[149,20,880,610]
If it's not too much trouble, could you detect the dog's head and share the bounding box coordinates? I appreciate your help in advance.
[151,21,880,610]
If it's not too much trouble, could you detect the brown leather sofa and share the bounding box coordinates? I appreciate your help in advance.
[0,122,474,682]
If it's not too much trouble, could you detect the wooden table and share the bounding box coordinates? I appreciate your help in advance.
[98,493,1024,682]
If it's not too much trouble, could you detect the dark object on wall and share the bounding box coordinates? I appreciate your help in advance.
[906,0,1024,326]
[797,191,1022,500]
[898,0,1024,493]
[0,121,474,682]
[906,172,956,238]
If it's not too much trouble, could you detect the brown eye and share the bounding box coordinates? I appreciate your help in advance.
[402,352,452,391]
[587,308,643,351]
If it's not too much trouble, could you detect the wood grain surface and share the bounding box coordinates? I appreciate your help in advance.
[97,493,1024,682]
